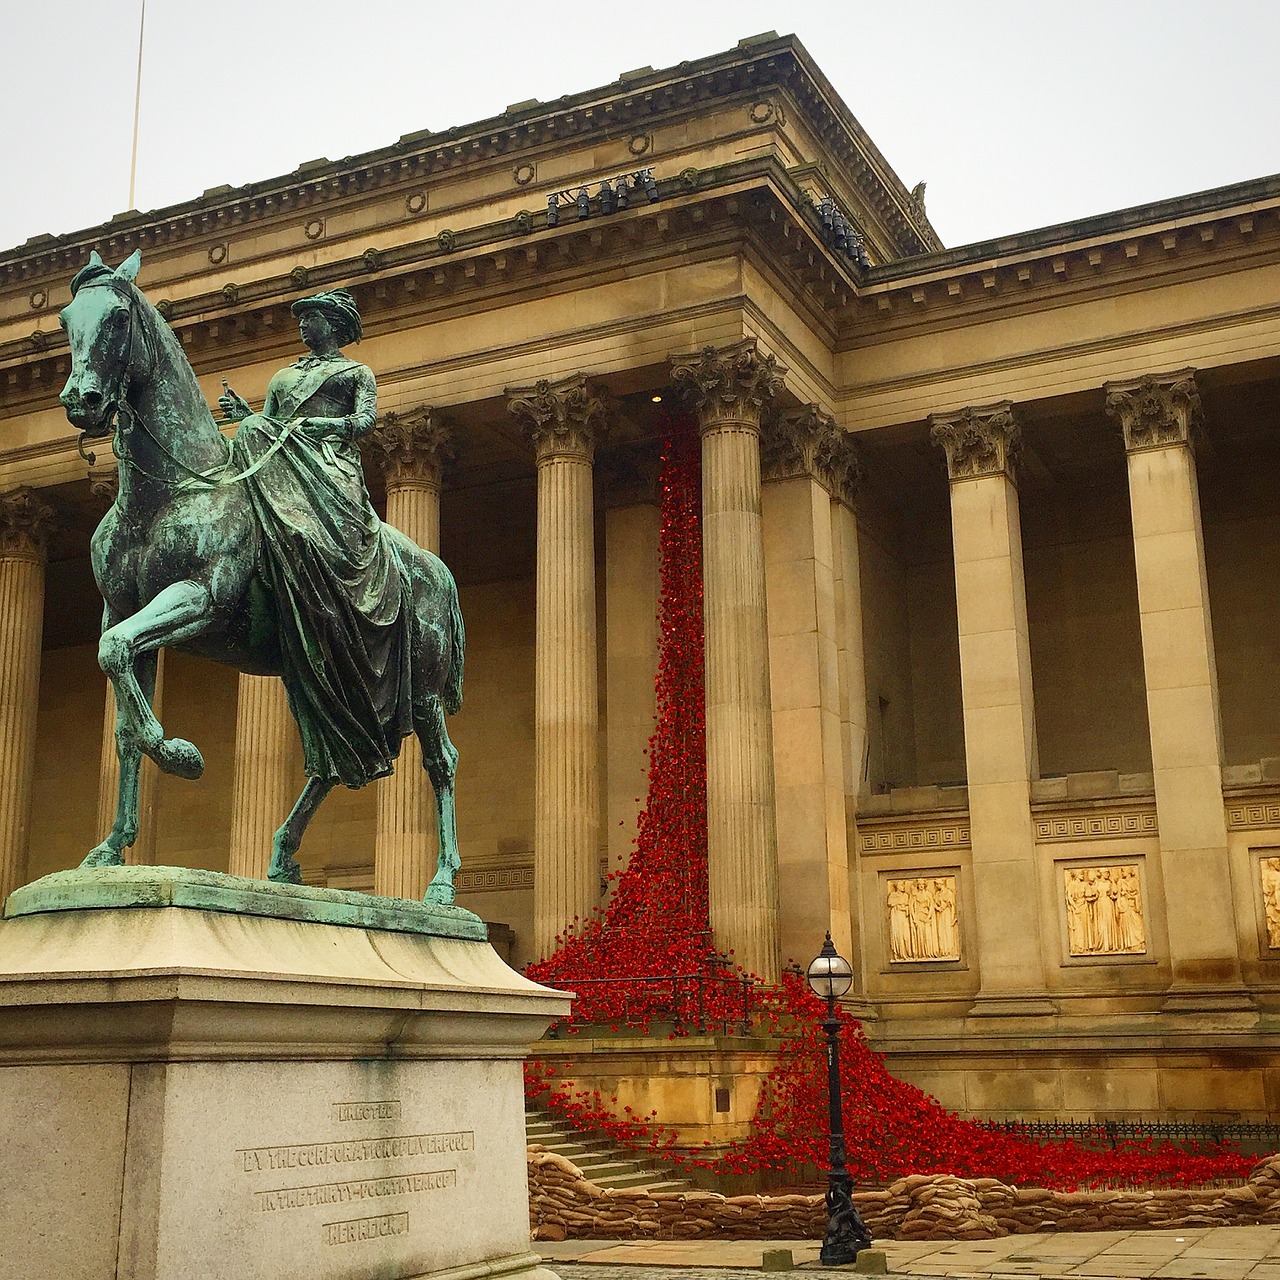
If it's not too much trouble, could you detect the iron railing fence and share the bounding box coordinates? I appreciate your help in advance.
[985,1117,1280,1153]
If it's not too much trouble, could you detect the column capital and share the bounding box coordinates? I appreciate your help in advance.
[506,374,612,463]
[929,402,1021,482]
[598,442,662,508]
[368,407,455,489]
[761,405,865,507]
[0,487,55,562]
[1104,369,1202,453]
[669,339,787,433]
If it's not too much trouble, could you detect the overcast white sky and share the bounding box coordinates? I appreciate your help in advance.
[3,1,1277,255]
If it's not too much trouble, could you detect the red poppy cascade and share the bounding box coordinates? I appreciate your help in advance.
[525,414,1252,1191]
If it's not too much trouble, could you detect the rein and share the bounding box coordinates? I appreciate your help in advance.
[89,284,296,493]
[105,408,298,494]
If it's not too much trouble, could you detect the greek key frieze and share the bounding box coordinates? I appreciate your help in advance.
[1035,810,1157,842]
[1228,802,1280,831]
[858,823,970,853]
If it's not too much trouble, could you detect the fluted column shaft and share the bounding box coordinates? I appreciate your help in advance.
[509,376,609,959]
[1107,371,1245,1006]
[672,341,785,981]
[0,489,54,904]
[369,408,450,900]
[932,404,1049,1014]
[227,676,296,879]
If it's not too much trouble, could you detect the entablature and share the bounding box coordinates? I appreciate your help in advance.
[840,175,1280,348]
[0,157,863,414]
[0,34,936,320]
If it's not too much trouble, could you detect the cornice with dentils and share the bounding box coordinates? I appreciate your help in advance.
[0,33,940,284]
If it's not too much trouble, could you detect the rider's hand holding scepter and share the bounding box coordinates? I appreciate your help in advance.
[218,378,252,423]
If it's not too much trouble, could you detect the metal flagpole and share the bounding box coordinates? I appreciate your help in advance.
[127,0,146,210]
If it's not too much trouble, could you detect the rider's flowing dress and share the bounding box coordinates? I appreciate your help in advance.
[229,354,414,788]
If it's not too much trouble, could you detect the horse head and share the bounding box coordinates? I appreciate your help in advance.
[59,249,145,436]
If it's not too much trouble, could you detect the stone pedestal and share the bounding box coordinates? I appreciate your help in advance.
[0,867,569,1280]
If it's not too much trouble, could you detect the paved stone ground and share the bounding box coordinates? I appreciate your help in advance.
[554,1267,790,1279]
[540,1225,1280,1277]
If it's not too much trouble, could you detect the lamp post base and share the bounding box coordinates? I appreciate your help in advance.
[820,1171,872,1266]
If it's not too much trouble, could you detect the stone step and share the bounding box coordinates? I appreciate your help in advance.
[525,1104,698,1195]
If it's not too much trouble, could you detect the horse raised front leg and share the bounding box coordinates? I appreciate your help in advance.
[268,776,335,884]
[83,652,155,869]
[418,698,461,906]
[99,580,215,781]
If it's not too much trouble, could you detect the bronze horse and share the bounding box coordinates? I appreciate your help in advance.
[58,251,464,901]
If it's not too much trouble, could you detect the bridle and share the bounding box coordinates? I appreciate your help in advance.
[74,281,294,493]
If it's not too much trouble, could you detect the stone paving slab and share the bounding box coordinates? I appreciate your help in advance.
[540,1225,1280,1278]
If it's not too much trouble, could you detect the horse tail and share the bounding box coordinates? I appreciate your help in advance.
[442,580,465,716]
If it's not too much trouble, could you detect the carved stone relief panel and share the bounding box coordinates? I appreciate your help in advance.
[1260,856,1280,950]
[885,875,961,963]
[1063,864,1146,956]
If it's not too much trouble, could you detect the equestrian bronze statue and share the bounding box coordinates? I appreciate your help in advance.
[58,250,464,902]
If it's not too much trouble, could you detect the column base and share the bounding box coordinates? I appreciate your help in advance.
[840,998,879,1023]
[1160,987,1258,1016]
[0,869,570,1280]
[966,995,1059,1019]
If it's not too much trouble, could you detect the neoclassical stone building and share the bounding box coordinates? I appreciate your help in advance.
[3,33,1280,1120]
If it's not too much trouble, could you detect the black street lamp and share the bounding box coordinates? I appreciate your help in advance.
[806,932,873,1267]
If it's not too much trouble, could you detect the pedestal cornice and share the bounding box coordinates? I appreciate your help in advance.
[929,403,1021,482]
[1105,369,1202,453]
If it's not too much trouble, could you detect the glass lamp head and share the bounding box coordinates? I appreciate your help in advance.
[806,931,853,1001]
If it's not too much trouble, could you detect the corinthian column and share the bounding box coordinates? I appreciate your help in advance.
[760,407,855,968]
[670,340,785,982]
[227,677,296,878]
[0,488,55,903]
[368,408,452,899]
[1106,370,1246,1008]
[931,404,1050,1015]
[508,375,610,959]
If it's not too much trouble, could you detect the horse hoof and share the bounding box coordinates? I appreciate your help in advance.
[158,737,204,780]
[81,844,125,869]
[268,852,303,885]
[424,881,455,907]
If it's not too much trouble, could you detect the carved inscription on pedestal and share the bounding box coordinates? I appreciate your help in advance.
[324,1211,410,1246]
[1260,857,1280,949]
[1063,865,1145,956]
[237,1116,472,1247]
[885,876,960,962]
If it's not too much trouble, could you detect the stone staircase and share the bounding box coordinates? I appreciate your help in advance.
[525,1106,697,1194]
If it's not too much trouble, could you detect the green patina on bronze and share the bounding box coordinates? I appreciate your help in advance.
[5,867,486,941]
[57,252,465,903]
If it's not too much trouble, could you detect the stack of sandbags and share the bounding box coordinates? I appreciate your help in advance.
[527,1144,1280,1242]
